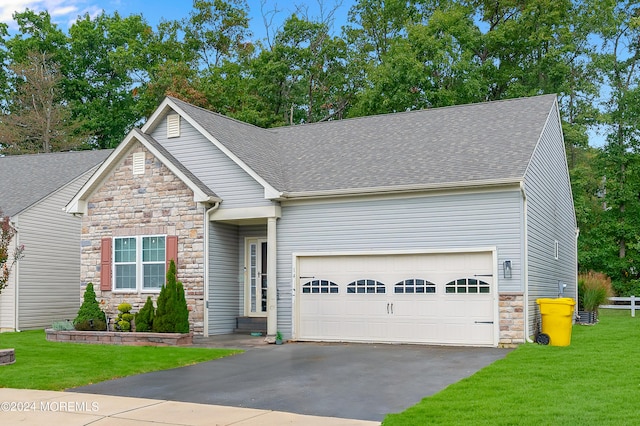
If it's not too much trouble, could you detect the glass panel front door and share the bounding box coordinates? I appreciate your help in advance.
[247,239,267,316]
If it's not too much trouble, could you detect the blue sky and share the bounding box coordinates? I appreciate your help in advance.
[0,0,355,40]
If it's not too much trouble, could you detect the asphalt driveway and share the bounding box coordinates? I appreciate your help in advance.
[69,342,511,422]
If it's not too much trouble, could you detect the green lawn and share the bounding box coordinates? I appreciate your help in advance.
[383,309,640,425]
[0,330,240,390]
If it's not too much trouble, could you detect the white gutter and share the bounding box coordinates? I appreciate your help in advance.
[202,201,220,336]
[279,178,523,200]
[520,182,533,343]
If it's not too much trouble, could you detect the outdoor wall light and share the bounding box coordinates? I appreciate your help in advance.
[503,260,512,279]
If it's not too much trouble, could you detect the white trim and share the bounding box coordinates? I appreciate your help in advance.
[112,235,166,294]
[143,98,282,200]
[167,114,180,138]
[209,205,281,222]
[280,182,522,206]
[291,246,499,347]
[292,246,498,258]
[66,129,220,215]
[279,179,523,201]
[243,237,268,317]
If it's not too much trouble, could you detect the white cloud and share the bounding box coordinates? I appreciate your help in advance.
[0,0,104,30]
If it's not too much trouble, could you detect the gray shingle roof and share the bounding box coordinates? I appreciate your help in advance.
[135,129,219,199]
[168,97,287,190]
[0,150,112,217]
[165,94,557,196]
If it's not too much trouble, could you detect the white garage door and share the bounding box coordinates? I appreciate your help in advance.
[297,251,496,346]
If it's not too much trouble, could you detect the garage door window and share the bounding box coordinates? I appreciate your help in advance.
[302,280,339,294]
[347,279,386,294]
[445,278,490,294]
[394,279,436,293]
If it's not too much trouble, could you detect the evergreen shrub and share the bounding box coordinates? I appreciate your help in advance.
[152,260,190,333]
[74,283,107,331]
[135,296,155,332]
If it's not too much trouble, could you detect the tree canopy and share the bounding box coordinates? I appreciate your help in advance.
[0,0,638,292]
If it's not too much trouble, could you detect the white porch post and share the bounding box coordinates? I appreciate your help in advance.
[266,217,278,339]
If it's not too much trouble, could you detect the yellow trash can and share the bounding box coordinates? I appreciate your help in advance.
[536,298,576,346]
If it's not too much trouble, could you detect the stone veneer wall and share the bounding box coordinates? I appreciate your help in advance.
[498,293,525,346]
[81,143,206,335]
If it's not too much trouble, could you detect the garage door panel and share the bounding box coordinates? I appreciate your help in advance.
[298,252,495,346]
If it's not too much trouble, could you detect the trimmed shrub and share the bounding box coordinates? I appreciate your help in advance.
[135,296,155,332]
[74,283,107,331]
[114,302,133,332]
[153,260,190,333]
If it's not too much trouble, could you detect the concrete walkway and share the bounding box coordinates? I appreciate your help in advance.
[0,388,379,426]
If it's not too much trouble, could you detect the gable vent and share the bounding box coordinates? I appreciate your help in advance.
[167,114,180,138]
[132,152,145,175]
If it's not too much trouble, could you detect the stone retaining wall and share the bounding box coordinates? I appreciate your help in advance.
[45,329,193,346]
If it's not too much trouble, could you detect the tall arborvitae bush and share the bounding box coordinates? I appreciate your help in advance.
[74,283,107,330]
[153,260,190,333]
[135,296,155,332]
[175,281,190,333]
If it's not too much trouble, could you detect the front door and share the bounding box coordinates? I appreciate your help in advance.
[245,239,267,316]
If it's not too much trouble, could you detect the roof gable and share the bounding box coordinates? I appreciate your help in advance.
[65,129,220,215]
[142,95,556,198]
[0,150,112,217]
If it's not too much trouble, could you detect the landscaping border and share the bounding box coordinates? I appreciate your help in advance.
[45,329,192,346]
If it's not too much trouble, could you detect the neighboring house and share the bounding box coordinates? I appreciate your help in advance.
[66,94,576,347]
[0,150,111,331]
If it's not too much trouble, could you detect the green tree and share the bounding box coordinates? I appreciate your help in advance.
[585,0,640,294]
[0,51,88,154]
[66,12,155,148]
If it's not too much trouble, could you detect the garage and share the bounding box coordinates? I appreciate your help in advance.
[296,251,497,346]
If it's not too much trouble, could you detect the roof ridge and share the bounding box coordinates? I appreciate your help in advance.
[167,96,278,134]
[274,93,558,131]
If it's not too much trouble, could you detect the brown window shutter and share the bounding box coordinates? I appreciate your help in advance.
[100,237,112,291]
[166,236,178,269]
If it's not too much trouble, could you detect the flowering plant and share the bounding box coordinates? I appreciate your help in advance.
[1,210,25,294]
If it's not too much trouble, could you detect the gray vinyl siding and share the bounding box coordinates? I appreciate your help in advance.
[208,221,240,334]
[151,114,272,208]
[276,190,524,337]
[12,171,92,330]
[523,105,577,335]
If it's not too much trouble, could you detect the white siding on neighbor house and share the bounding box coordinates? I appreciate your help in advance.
[151,114,273,209]
[523,104,577,335]
[208,221,240,334]
[0,238,17,331]
[276,190,524,338]
[11,170,93,330]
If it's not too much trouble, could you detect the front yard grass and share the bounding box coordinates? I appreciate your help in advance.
[0,330,240,390]
[383,309,640,425]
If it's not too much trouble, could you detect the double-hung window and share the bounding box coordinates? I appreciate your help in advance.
[114,235,166,291]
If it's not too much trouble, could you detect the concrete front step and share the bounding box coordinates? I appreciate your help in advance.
[234,317,267,334]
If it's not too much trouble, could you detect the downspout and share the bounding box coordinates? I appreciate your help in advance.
[520,183,533,343]
[202,201,220,337]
